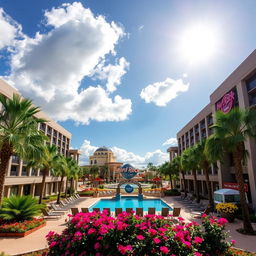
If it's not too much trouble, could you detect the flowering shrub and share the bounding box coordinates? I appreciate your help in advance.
[47,211,233,256]
[0,218,45,233]
[216,203,238,214]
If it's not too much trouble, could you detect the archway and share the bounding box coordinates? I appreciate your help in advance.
[116,180,143,199]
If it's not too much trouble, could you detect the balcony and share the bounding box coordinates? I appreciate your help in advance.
[10,166,18,176]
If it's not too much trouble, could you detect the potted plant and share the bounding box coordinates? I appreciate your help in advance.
[216,202,238,222]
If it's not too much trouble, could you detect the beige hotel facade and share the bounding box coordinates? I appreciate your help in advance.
[0,79,80,198]
[176,50,256,209]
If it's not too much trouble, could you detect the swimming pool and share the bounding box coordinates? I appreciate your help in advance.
[89,197,172,211]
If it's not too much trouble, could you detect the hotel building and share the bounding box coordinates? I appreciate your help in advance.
[0,79,79,198]
[83,147,123,181]
[176,50,256,208]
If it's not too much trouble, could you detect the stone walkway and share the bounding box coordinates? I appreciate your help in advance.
[0,196,256,255]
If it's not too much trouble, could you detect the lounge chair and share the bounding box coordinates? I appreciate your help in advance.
[173,207,181,217]
[148,208,156,215]
[50,203,69,211]
[126,208,133,214]
[71,208,79,215]
[41,209,62,218]
[103,208,111,216]
[136,208,143,217]
[115,208,122,217]
[161,208,169,217]
[191,207,212,218]
[81,208,89,213]
[93,208,100,213]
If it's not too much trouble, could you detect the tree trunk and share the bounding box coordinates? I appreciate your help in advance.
[203,161,214,210]
[233,146,254,233]
[0,143,12,205]
[57,175,64,204]
[69,178,74,196]
[181,170,187,197]
[39,168,48,204]
[192,169,200,203]
[65,178,68,198]
[169,176,173,189]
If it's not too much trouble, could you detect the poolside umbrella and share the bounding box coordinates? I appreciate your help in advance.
[153,177,162,188]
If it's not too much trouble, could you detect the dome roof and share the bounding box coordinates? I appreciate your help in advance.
[95,146,112,152]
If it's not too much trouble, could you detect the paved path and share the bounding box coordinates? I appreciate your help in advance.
[0,196,256,255]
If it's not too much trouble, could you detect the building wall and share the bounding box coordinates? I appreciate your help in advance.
[0,79,73,198]
[176,49,256,208]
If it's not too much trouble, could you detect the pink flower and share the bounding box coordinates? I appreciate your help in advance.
[148,228,157,236]
[153,237,161,244]
[94,242,100,250]
[160,246,169,254]
[117,245,133,255]
[194,253,202,256]
[183,241,191,248]
[194,236,204,244]
[88,228,96,234]
[231,239,236,245]
[49,241,57,248]
[217,218,228,225]
[137,235,145,240]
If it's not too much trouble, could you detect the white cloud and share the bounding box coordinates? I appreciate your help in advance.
[162,137,178,146]
[3,2,131,125]
[140,77,189,106]
[79,139,169,168]
[0,8,22,50]
[138,25,144,31]
[91,57,129,92]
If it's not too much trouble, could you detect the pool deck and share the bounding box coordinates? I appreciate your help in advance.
[0,196,256,255]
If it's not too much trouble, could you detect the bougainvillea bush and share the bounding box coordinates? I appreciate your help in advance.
[47,211,234,256]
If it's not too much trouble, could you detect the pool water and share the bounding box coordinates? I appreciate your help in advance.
[89,197,172,211]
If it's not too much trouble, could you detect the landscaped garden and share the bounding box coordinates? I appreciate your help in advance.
[45,210,243,256]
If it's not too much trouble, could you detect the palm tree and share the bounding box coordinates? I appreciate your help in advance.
[0,94,46,204]
[173,156,187,197]
[51,155,69,204]
[28,145,59,204]
[206,108,256,234]
[66,157,80,196]
[195,139,215,209]
[182,147,200,203]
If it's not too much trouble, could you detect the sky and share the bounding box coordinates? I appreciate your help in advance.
[0,0,255,167]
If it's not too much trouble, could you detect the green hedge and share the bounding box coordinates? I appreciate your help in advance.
[78,191,94,196]
[164,189,181,196]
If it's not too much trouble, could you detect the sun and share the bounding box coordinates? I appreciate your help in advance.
[179,23,219,64]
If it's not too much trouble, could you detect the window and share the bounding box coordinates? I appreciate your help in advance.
[22,167,28,176]
[249,93,256,106]
[31,168,37,176]
[10,186,19,196]
[23,185,31,196]
[12,155,19,164]
[90,160,93,164]
[225,194,240,203]
[246,73,256,92]
[10,165,18,176]
[214,193,223,202]
[94,160,97,164]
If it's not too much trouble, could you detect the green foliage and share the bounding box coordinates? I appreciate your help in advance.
[78,191,94,196]
[164,189,181,196]
[0,196,44,221]
[98,185,104,189]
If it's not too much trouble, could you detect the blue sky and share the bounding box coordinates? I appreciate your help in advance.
[0,0,255,167]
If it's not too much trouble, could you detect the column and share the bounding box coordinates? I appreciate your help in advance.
[18,185,23,196]
[18,160,23,176]
[6,158,12,176]
[31,184,36,197]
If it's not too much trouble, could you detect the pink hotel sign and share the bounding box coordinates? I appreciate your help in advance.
[216,91,235,114]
